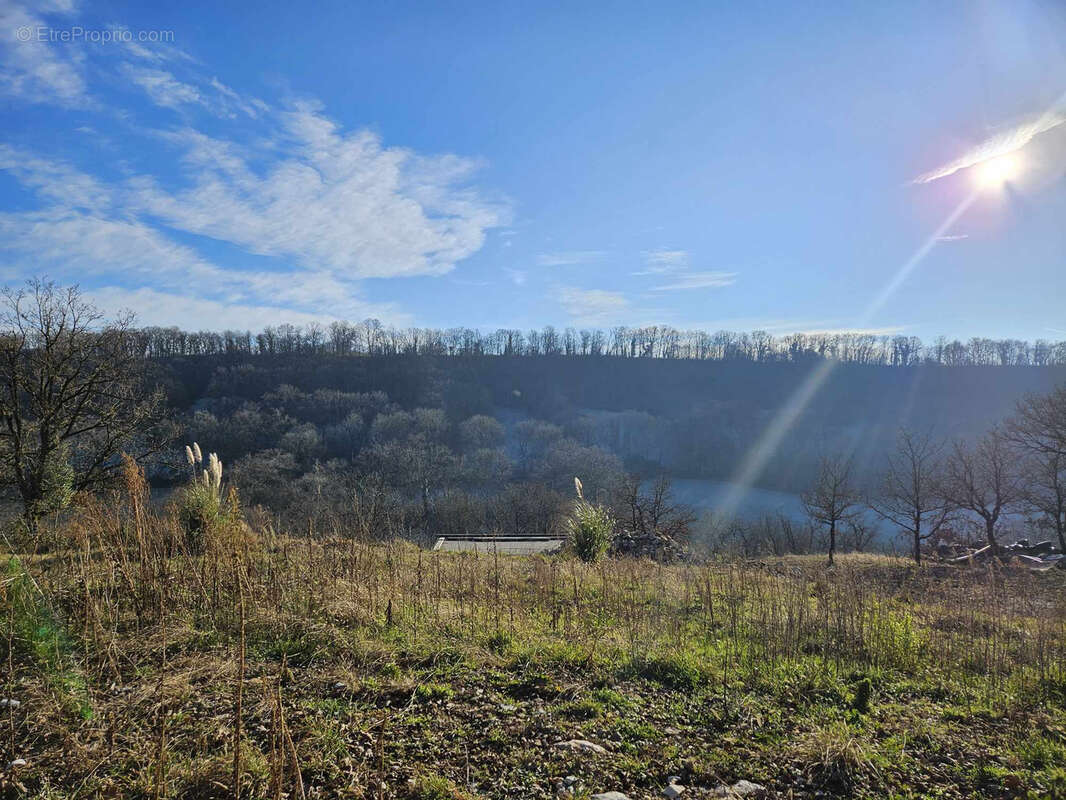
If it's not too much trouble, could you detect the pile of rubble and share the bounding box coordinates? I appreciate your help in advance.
[610,528,690,562]
[939,538,1064,571]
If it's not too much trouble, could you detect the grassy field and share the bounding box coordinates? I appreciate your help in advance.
[2,471,1066,798]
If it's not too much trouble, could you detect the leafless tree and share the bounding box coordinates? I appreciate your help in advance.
[802,454,861,565]
[616,475,696,543]
[1005,385,1066,552]
[939,431,1024,551]
[1020,451,1066,554]
[1005,384,1066,459]
[868,429,954,564]
[0,280,167,523]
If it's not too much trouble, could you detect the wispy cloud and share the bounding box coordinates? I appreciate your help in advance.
[0,0,88,106]
[636,248,688,274]
[913,106,1066,184]
[652,271,737,291]
[0,208,404,321]
[555,286,629,325]
[87,286,406,330]
[0,106,506,299]
[0,12,509,328]
[935,234,968,242]
[124,65,203,109]
[798,326,905,336]
[504,268,527,286]
[536,250,607,267]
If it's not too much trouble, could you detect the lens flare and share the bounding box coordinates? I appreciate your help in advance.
[973,153,1021,190]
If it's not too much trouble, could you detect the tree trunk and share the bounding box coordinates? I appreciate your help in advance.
[827,520,836,566]
[984,517,999,551]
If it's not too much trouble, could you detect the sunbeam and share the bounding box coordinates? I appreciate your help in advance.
[714,189,980,525]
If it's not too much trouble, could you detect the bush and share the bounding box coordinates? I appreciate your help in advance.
[176,479,222,553]
[566,499,614,563]
[175,445,238,553]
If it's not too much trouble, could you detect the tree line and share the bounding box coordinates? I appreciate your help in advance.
[769,385,1066,565]
[134,321,1066,367]
[1,280,1063,570]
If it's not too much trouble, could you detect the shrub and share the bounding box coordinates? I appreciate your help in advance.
[175,443,237,553]
[566,478,614,563]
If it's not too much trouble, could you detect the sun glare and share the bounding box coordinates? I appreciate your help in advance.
[974,153,1021,190]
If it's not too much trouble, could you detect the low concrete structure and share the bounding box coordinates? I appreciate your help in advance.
[431,536,564,555]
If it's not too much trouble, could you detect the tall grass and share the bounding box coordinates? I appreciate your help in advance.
[3,455,1066,796]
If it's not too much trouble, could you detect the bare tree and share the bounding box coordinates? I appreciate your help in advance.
[616,475,696,543]
[1005,384,1066,459]
[939,431,1024,551]
[1005,385,1066,553]
[868,429,953,564]
[802,454,860,565]
[1021,451,1066,554]
[0,280,166,523]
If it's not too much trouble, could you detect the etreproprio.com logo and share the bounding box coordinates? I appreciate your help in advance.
[16,26,175,44]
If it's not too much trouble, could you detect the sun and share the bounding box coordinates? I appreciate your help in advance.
[973,153,1021,190]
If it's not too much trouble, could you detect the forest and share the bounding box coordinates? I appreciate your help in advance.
[101,316,1066,559]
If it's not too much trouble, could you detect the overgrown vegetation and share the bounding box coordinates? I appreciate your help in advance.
[2,463,1065,798]
[566,478,614,563]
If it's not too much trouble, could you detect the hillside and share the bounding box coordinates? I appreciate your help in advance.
[5,473,1065,799]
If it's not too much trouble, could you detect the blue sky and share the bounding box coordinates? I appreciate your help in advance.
[1,0,1064,339]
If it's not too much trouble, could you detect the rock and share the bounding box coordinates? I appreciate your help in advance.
[0,699,19,709]
[8,759,27,769]
[664,783,685,798]
[591,793,631,800]
[564,776,580,786]
[554,739,607,754]
[711,780,767,798]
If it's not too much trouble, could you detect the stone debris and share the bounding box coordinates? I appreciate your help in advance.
[590,793,631,800]
[711,780,768,798]
[0,699,20,709]
[943,539,1064,571]
[554,738,607,754]
[611,529,689,562]
[663,782,685,798]
[7,759,27,769]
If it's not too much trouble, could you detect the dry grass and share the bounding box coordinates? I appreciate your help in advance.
[2,461,1066,798]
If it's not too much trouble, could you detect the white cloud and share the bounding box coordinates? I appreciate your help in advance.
[124,65,203,109]
[935,234,968,242]
[0,4,506,326]
[637,248,688,274]
[555,286,629,325]
[0,0,88,105]
[652,271,737,291]
[536,250,607,267]
[913,106,1066,184]
[0,109,505,319]
[0,144,113,209]
[86,286,388,330]
[798,326,905,336]
[0,209,406,322]
[120,107,508,278]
